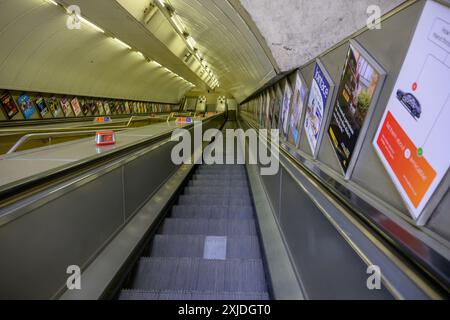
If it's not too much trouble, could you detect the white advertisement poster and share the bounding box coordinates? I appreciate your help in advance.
[304,61,332,155]
[280,80,293,140]
[287,72,308,147]
[373,0,450,222]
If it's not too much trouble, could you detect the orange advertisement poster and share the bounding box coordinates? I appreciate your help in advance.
[376,112,436,208]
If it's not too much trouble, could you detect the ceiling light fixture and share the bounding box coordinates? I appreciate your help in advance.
[113,38,132,50]
[79,16,105,33]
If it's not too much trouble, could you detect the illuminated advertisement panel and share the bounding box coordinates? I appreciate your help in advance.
[304,60,334,156]
[287,71,308,147]
[280,80,293,140]
[17,95,36,120]
[328,40,386,177]
[373,1,450,223]
[0,93,19,119]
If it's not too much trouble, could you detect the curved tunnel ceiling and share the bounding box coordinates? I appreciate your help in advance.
[115,0,407,101]
[0,0,407,103]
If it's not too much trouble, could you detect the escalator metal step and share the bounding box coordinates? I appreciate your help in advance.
[149,235,262,259]
[129,257,267,293]
[178,195,251,206]
[119,289,269,300]
[171,205,254,220]
[160,218,257,236]
[188,179,248,187]
[183,186,250,196]
[193,174,246,180]
[197,167,245,173]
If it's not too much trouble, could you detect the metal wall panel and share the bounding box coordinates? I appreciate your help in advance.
[124,141,178,218]
[278,166,393,299]
[261,170,281,219]
[0,168,124,299]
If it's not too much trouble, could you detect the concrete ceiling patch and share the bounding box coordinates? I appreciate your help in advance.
[238,0,407,72]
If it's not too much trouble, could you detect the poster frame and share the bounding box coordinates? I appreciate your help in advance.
[303,58,335,159]
[327,39,387,179]
[285,70,309,150]
[279,78,293,141]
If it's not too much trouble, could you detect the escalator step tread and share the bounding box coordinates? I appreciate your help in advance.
[183,186,250,196]
[171,205,254,219]
[149,234,261,259]
[193,174,246,180]
[178,195,251,206]
[119,289,269,300]
[197,168,245,173]
[160,218,256,236]
[129,257,267,292]
[188,180,248,187]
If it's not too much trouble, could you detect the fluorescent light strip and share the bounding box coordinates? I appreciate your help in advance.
[49,0,193,86]
[171,16,184,34]
[113,38,132,50]
[186,36,196,49]
[79,16,105,33]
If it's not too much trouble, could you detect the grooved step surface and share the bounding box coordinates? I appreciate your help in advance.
[183,187,250,196]
[171,205,254,220]
[119,289,269,300]
[160,218,257,236]
[178,195,251,206]
[130,257,267,292]
[149,235,261,259]
[193,174,247,180]
[188,179,248,187]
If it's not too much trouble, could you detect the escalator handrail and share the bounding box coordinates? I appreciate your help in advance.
[5,115,167,154]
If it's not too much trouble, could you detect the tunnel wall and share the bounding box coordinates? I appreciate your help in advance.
[240,0,450,286]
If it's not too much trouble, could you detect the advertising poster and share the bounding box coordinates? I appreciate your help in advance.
[304,61,333,156]
[60,97,72,117]
[268,89,276,129]
[0,93,19,119]
[288,72,308,147]
[328,41,385,176]
[259,95,264,127]
[46,97,63,117]
[264,91,271,129]
[96,101,105,115]
[103,101,111,115]
[70,97,82,117]
[79,99,90,115]
[119,101,125,114]
[272,85,283,129]
[373,1,450,222]
[87,100,97,115]
[35,97,49,118]
[17,95,36,120]
[280,80,293,141]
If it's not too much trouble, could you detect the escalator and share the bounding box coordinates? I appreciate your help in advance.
[119,122,270,300]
